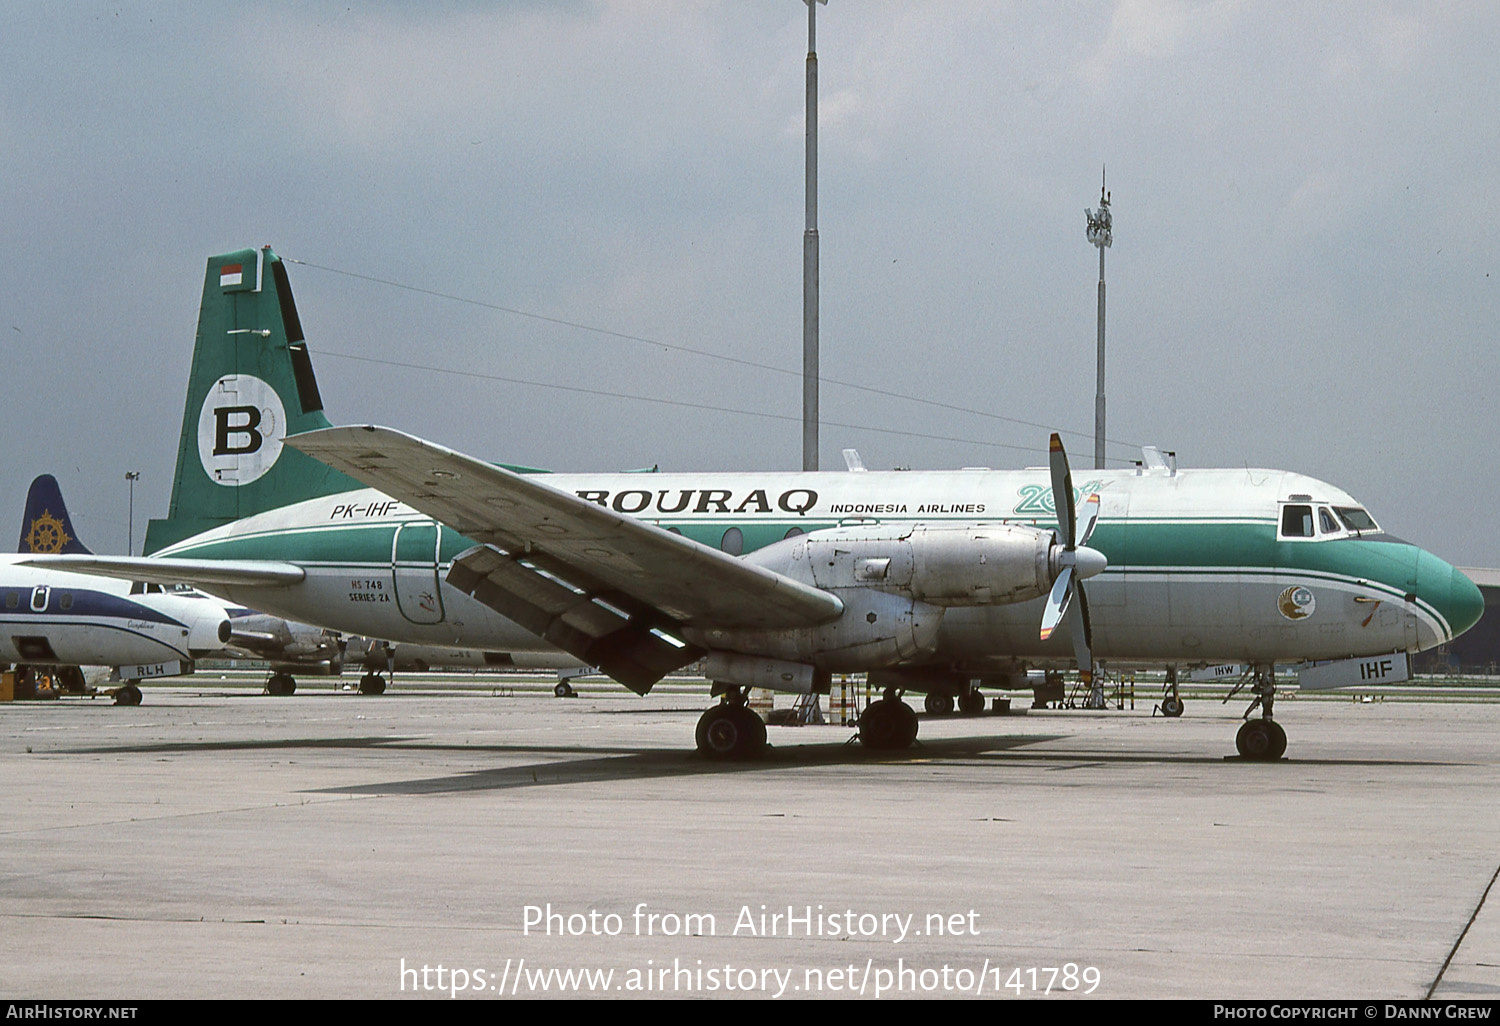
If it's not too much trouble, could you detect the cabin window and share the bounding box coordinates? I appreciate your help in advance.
[1318,507,1340,535]
[720,526,744,556]
[1280,504,1313,538]
[30,586,49,612]
[58,593,73,611]
[4,591,17,610]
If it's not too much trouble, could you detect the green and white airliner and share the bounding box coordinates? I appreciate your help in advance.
[30,247,1484,760]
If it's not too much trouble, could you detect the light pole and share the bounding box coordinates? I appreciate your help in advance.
[125,471,140,556]
[1085,170,1112,471]
[802,0,827,472]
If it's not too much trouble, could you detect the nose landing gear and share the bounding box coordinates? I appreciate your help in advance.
[1228,666,1286,761]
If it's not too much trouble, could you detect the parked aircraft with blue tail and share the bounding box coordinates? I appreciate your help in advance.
[26,247,1483,754]
[5,475,232,704]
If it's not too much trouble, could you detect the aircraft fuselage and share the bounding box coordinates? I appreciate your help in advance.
[149,464,1479,676]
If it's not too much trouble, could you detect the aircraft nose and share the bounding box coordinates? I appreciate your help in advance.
[1413,553,1485,645]
[1445,567,1485,640]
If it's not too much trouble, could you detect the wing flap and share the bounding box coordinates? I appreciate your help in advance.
[445,544,701,694]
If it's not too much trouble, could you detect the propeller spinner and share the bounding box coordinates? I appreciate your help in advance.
[1038,434,1107,681]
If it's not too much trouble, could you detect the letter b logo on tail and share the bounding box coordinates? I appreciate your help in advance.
[197,375,285,485]
[213,405,264,456]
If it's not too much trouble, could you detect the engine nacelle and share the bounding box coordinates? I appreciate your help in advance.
[685,589,942,672]
[750,521,1056,608]
[154,594,233,656]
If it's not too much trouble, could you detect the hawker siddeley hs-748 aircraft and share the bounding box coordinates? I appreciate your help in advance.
[27,247,1484,758]
[6,475,232,704]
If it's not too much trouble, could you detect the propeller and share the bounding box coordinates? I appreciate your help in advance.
[1038,434,1108,681]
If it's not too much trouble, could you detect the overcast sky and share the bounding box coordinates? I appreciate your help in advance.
[2,2,1496,567]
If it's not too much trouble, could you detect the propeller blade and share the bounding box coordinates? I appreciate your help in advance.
[1039,566,1074,641]
[1070,582,1093,679]
[1076,492,1101,547]
[1048,433,1076,549]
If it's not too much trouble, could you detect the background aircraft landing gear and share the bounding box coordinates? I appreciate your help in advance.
[358,672,387,695]
[695,688,767,760]
[113,683,143,706]
[859,690,919,751]
[1233,666,1286,760]
[265,672,296,696]
[924,692,954,716]
[957,688,986,716]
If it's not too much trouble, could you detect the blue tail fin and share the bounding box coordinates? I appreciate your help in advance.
[19,475,92,555]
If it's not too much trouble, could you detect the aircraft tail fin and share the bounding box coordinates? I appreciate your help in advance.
[144,247,361,554]
[19,475,93,555]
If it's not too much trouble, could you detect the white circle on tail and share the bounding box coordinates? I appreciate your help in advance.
[197,374,285,486]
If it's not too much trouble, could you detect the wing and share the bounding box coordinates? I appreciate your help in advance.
[17,555,306,588]
[286,426,843,693]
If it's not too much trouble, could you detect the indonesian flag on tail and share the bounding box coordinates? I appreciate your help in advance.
[219,263,243,288]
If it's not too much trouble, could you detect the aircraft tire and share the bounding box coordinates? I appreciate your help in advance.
[958,690,986,716]
[695,705,766,760]
[894,701,919,748]
[266,673,296,696]
[1161,695,1184,718]
[924,692,954,716]
[115,684,143,706]
[1265,719,1287,760]
[860,699,919,751]
[554,681,576,698]
[359,673,386,696]
[1235,719,1278,760]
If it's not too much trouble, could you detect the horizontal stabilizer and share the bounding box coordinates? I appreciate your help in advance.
[19,554,306,588]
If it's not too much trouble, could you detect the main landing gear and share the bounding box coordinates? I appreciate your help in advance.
[112,683,143,706]
[695,688,767,760]
[922,688,985,717]
[1158,666,1184,718]
[1228,665,1286,761]
[358,672,387,695]
[266,672,297,696]
[859,689,919,751]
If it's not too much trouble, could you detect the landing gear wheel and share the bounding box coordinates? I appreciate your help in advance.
[1161,695,1184,718]
[958,690,986,716]
[266,673,297,696]
[553,681,576,698]
[1265,719,1287,760]
[695,704,767,760]
[358,673,386,695]
[114,684,143,706]
[924,692,954,716]
[859,699,919,751]
[1236,719,1284,761]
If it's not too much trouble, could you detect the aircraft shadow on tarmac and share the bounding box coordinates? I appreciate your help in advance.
[57,734,1454,796]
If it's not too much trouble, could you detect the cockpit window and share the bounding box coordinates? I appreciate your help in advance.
[1334,506,1380,534]
[1280,504,1314,538]
[1318,507,1340,535]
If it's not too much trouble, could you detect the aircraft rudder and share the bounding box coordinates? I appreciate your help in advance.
[19,475,92,555]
